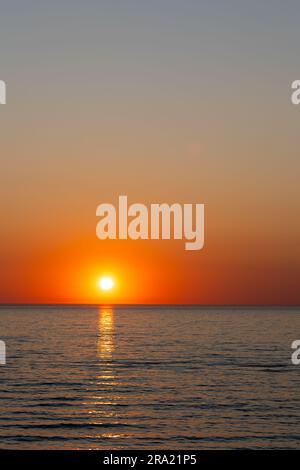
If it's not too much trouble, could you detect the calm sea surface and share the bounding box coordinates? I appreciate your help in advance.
[0,306,300,449]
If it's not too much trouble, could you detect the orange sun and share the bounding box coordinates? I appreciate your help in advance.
[99,276,114,291]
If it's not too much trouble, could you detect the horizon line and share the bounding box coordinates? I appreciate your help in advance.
[0,303,299,308]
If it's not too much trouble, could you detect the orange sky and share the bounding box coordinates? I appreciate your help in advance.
[0,2,299,304]
[1,208,299,304]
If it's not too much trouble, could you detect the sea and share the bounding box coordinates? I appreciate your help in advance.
[0,306,300,449]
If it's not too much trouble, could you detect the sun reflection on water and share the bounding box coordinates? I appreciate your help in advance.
[98,306,114,360]
[97,306,116,387]
[85,306,122,434]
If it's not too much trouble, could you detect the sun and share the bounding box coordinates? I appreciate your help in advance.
[99,276,114,291]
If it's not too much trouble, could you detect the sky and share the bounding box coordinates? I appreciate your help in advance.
[0,0,299,304]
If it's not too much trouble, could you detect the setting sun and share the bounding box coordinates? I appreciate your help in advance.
[99,276,114,291]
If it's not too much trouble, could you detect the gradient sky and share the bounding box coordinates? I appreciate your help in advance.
[0,0,299,304]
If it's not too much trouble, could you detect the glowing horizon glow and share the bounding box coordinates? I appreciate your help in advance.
[99,276,114,291]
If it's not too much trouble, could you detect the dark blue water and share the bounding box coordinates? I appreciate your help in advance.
[0,306,300,449]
